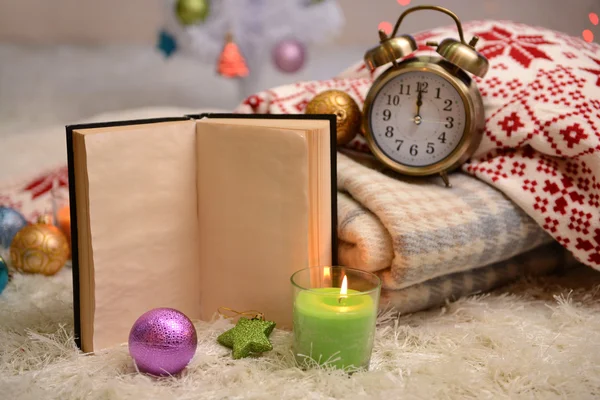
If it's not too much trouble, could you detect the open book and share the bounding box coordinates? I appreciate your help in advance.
[66,114,337,353]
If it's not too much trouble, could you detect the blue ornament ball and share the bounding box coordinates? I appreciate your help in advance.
[0,256,8,295]
[0,207,28,249]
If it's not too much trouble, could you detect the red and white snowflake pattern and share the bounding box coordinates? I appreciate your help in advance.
[0,167,69,222]
[22,166,69,200]
[234,21,600,270]
[474,25,556,68]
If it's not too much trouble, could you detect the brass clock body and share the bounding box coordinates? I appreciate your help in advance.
[361,5,489,186]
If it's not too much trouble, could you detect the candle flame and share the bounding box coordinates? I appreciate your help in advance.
[340,275,348,296]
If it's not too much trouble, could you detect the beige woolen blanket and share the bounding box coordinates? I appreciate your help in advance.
[336,151,553,290]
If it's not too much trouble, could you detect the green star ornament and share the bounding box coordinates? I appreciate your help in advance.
[217,317,276,359]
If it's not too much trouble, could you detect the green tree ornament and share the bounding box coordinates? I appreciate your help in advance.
[175,0,210,26]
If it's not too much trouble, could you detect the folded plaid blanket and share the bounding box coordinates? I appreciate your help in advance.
[380,242,577,315]
[337,151,552,289]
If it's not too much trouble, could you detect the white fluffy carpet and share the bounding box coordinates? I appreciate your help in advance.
[1,266,600,400]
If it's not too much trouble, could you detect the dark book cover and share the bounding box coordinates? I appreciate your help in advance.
[66,113,338,350]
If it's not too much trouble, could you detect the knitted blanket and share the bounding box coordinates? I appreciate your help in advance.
[235,20,600,274]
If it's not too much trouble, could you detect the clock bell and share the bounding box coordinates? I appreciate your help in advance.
[364,5,489,79]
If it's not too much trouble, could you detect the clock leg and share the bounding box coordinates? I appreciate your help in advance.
[440,171,452,188]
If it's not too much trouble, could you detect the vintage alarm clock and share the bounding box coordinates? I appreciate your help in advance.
[362,5,489,187]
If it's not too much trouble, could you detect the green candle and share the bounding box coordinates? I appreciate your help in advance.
[292,286,377,370]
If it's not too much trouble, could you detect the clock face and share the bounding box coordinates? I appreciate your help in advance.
[369,70,467,167]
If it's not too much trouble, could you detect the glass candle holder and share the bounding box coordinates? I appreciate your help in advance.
[291,266,381,371]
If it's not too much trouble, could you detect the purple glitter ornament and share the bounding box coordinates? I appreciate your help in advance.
[128,308,197,376]
[272,38,306,73]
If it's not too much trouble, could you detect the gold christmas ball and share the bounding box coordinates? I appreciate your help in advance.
[175,0,210,26]
[10,216,69,276]
[305,90,361,146]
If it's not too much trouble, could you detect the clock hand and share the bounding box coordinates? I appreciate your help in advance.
[414,90,423,125]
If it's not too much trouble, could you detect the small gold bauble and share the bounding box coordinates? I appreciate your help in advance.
[305,90,361,146]
[175,0,210,26]
[10,216,69,276]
